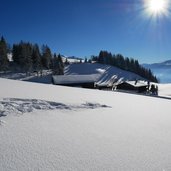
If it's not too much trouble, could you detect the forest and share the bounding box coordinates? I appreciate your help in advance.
[91,51,158,82]
[0,35,158,82]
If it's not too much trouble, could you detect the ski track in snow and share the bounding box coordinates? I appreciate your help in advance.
[0,98,111,118]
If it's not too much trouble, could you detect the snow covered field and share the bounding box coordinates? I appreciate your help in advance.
[0,78,171,171]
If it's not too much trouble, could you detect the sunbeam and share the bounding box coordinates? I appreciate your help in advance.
[144,0,170,17]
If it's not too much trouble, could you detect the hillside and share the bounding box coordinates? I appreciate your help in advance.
[1,63,146,86]
[0,78,171,170]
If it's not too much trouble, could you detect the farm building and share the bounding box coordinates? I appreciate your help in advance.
[116,81,148,93]
[52,74,101,88]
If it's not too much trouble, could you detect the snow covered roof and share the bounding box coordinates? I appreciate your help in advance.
[52,74,101,85]
[120,81,148,87]
[64,63,146,87]
[127,81,147,87]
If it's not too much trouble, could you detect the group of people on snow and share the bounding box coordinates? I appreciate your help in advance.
[148,83,158,96]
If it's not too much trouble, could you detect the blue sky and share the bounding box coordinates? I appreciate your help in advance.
[0,0,171,63]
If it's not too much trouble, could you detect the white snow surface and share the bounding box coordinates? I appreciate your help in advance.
[158,83,171,98]
[0,78,171,171]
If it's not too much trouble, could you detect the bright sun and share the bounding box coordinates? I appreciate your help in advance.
[145,0,169,16]
[149,0,166,12]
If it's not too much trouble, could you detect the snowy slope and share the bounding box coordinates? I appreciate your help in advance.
[158,83,171,98]
[0,78,171,171]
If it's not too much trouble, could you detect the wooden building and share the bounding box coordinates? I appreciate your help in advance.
[52,74,100,89]
[116,81,148,93]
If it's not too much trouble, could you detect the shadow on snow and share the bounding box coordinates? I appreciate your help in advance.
[0,98,111,117]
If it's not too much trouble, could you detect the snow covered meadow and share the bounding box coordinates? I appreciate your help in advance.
[0,77,171,171]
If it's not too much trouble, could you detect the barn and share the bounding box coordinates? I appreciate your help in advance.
[52,74,100,89]
[116,81,148,93]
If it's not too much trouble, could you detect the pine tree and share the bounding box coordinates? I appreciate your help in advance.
[91,55,98,62]
[12,43,21,65]
[32,44,42,72]
[84,58,88,63]
[0,36,9,71]
[98,51,105,64]
[20,42,33,73]
[12,42,33,73]
[52,53,58,74]
[57,54,64,75]
[52,53,64,75]
[41,45,52,69]
[96,50,158,82]
[64,58,69,65]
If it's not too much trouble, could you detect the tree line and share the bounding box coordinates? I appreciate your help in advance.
[0,36,64,75]
[91,50,158,82]
[0,35,158,82]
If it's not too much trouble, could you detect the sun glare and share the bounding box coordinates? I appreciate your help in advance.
[149,0,166,12]
[145,0,169,16]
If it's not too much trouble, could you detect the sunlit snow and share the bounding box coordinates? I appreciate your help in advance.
[0,78,171,170]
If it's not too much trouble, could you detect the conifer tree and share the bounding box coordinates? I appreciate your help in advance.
[96,50,158,82]
[41,45,52,69]
[12,41,33,73]
[19,42,33,73]
[98,51,105,64]
[84,58,88,63]
[0,36,9,71]
[57,54,64,75]
[64,58,69,65]
[52,53,64,75]
[32,44,42,72]
[52,53,58,75]
[12,43,21,65]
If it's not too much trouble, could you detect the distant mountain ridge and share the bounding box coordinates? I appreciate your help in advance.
[143,60,171,69]
[142,60,171,83]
